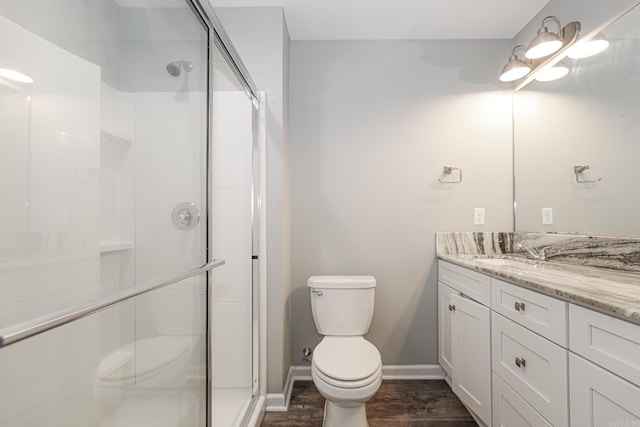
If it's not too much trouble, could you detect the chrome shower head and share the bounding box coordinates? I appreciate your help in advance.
[166,60,193,77]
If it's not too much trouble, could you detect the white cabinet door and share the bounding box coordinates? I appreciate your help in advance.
[438,282,455,381]
[570,353,640,426]
[569,304,640,388]
[451,293,491,425]
[492,373,552,427]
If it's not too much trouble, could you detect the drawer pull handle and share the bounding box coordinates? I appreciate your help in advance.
[448,304,456,311]
[515,301,526,312]
[515,357,526,368]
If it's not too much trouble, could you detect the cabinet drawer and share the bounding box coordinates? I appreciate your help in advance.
[492,279,567,347]
[492,312,568,427]
[492,373,552,427]
[569,353,640,426]
[569,304,640,388]
[438,260,491,306]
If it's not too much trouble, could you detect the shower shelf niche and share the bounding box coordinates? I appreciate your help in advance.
[100,241,134,253]
[100,82,135,290]
[101,127,134,145]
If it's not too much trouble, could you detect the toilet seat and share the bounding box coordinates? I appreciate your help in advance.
[312,336,381,388]
[313,362,382,389]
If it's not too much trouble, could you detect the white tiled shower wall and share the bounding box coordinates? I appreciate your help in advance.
[210,92,254,388]
[131,90,254,388]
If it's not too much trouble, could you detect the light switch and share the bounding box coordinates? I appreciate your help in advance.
[474,208,485,225]
[542,207,553,225]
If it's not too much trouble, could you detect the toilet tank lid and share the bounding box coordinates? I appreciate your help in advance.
[307,275,376,289]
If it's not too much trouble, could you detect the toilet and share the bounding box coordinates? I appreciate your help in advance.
[308,275,382,427]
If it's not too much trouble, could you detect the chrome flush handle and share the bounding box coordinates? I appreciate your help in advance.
[311,290,323,296]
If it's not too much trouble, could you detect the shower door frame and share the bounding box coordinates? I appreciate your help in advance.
[0,2,264,425]
[186,1,265,425]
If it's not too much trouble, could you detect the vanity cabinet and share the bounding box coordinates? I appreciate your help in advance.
[438,258,640,427]
[568,304,640,426]
[438,261,492,425]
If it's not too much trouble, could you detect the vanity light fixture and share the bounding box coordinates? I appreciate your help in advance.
[0,68,33,83]
[498,18,580,85]
[566,34,609,59]
[535,61,569,82]
[526,16,564,59]
[499,45,531,82]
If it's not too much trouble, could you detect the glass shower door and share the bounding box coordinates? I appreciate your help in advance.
[0,1,213,426]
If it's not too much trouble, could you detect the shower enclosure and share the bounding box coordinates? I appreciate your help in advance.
[0,1,263,426]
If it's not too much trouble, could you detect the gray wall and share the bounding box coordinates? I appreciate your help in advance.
[289,40,514,366]
[215,7,291,394]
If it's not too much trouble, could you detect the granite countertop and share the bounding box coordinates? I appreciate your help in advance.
[438,254,640,326]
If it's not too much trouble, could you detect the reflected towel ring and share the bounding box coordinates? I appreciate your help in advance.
[574,165,602,183]
[438,166,463,183]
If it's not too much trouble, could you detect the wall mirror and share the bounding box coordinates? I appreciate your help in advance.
[513,3,640,237]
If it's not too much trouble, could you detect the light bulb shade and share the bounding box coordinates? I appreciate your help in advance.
[525,16,564,59]
[499,45,530,82]
[525,29,563,59]
[535,63,569,82]
[567,37,609,59]
[499,57,530,82]
[0,68,33,83]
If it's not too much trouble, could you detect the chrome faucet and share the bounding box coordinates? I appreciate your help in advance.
[517,244,548,261]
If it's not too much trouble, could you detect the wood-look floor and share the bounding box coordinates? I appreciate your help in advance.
[261,380,477,426]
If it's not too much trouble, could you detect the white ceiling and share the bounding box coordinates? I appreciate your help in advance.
[211,0,551,40]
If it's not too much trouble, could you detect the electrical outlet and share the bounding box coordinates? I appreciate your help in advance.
[474,208,485,225]
[542,207,553,225]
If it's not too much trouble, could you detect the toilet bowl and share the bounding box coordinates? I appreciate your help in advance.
[308,276,382,427]
[96,336,196,391]
[312,336,382,427]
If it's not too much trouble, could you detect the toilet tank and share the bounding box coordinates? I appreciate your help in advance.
[308,275,376,336]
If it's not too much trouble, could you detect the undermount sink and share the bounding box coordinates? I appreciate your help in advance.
[474,258,535,268]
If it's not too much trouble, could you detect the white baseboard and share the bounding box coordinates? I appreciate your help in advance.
[291,364,312,380]
[265,366,295,411]
[265,364,445,412]
[381,364,445,380]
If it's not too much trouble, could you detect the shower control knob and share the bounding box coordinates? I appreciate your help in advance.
[172,202,200,230]
[178,209,192,224]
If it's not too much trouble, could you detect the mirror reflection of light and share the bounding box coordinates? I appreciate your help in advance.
[535,63,569,82]
[0,68,34,83]
[567,38,610,59]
